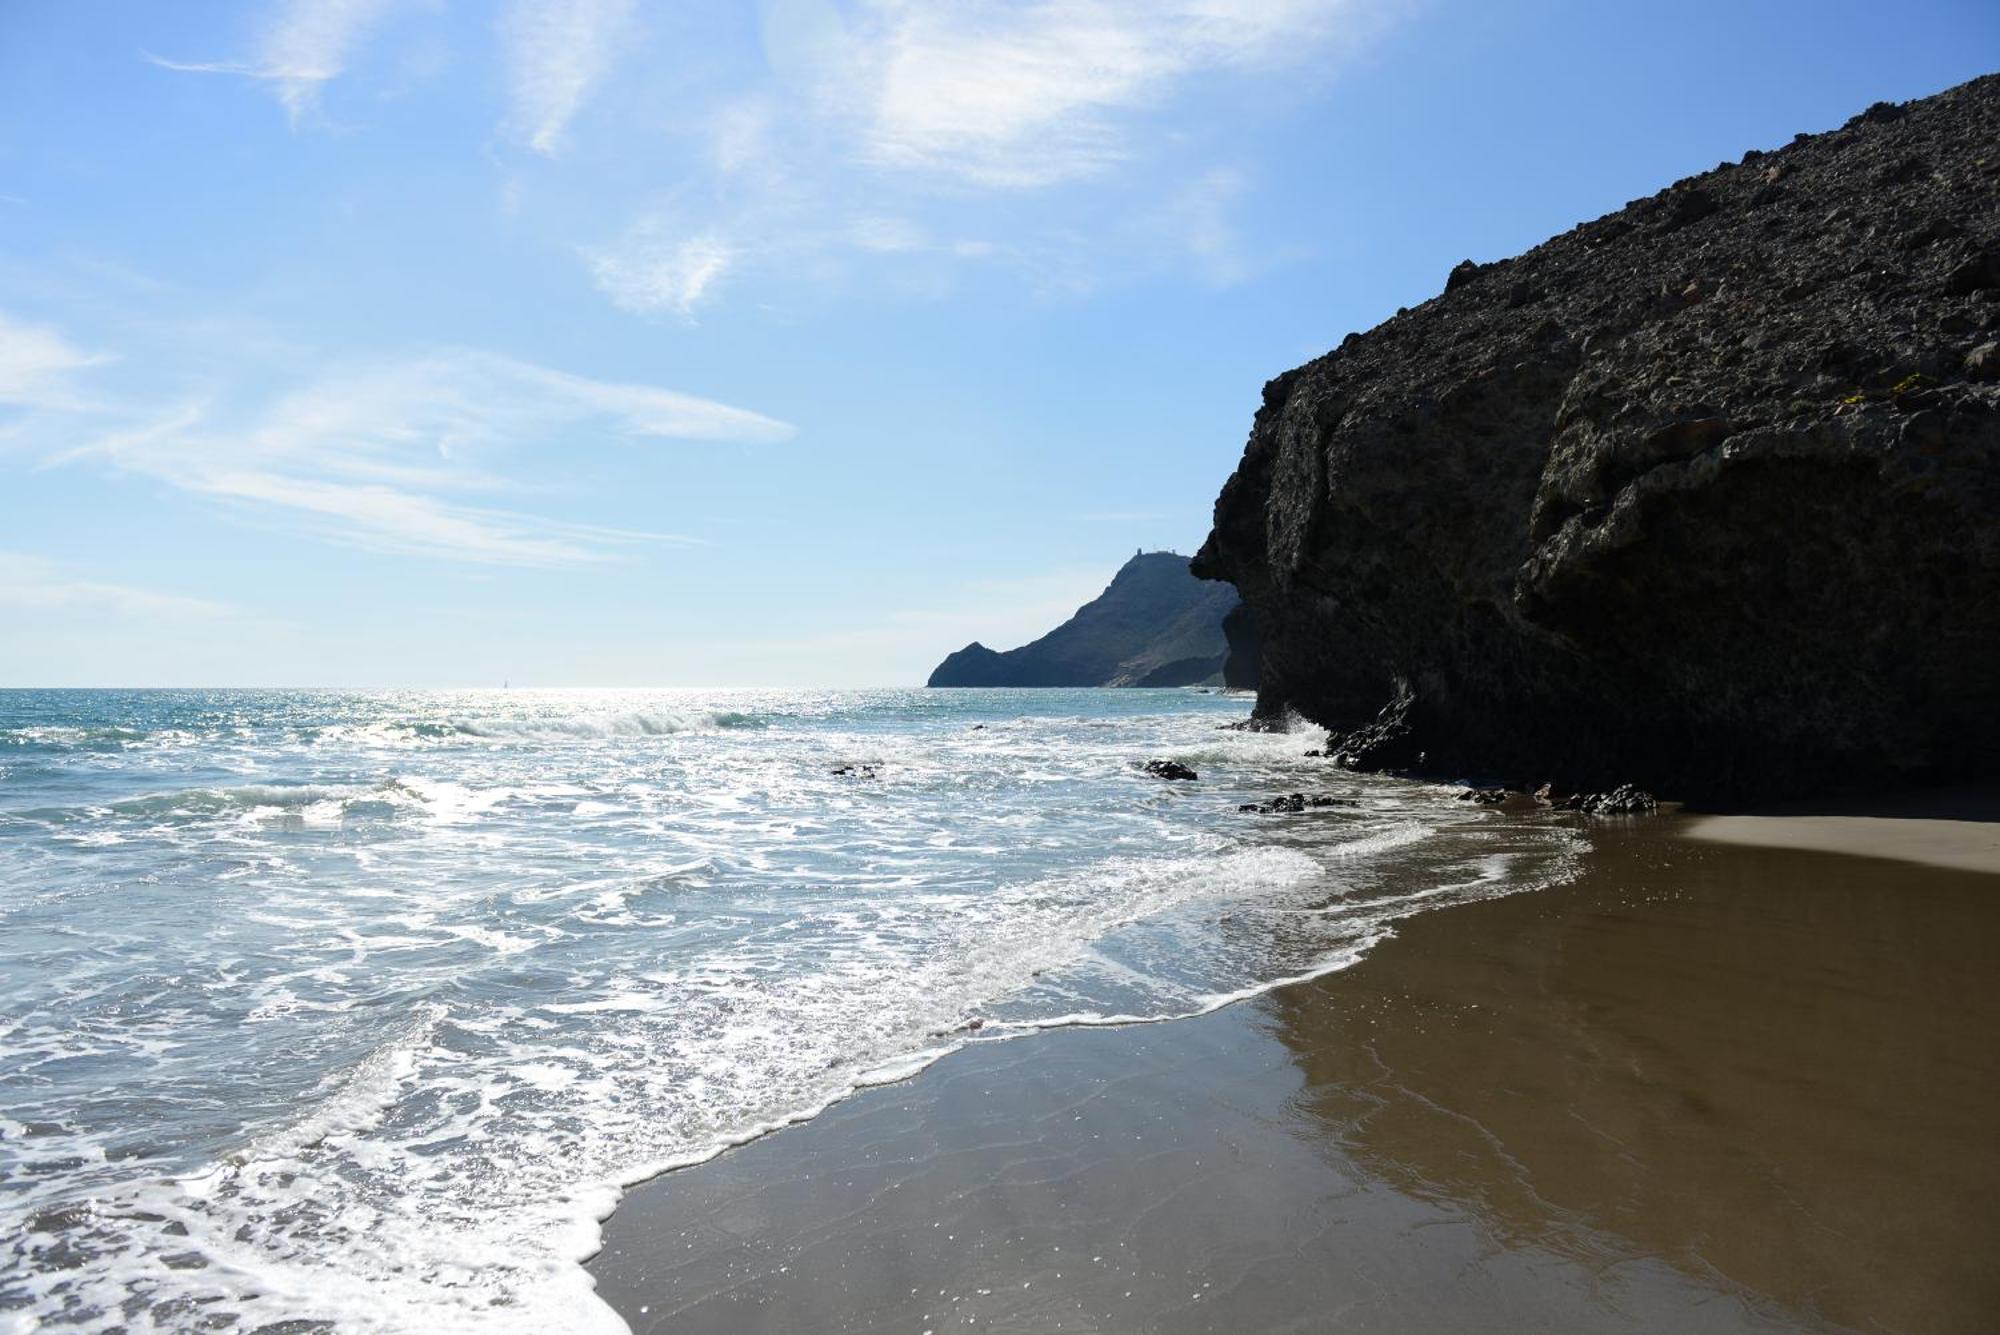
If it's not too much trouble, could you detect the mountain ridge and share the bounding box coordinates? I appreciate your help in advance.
[928,552,1244,688]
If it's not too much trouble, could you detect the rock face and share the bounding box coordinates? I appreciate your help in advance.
[1193,76,2000,801]
[929,552,1246,688]
[1217,602,1263,691]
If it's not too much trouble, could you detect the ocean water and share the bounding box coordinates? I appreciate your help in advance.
[0,688,1583,1333]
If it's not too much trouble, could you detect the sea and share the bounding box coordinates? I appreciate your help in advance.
[0,688,1584,1332]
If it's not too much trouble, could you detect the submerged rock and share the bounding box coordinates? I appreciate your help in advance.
[1238,793,1355,814]
[1141,759,1199,781]
[1193,75,2000,801]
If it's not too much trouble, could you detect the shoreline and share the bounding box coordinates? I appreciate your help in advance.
[588,803,2000,1333]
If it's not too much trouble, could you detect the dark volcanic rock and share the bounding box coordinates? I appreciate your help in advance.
[1219,715,1291,733]
[1553,785,1661,815]
[1193,76,2000,801]
[929,551,1248,688]
[1238,793,1354,814]
[1968,342,2000,381]
[1217,602,1263,690]
[1323,683,1426,771]
[1142,759,1199,781]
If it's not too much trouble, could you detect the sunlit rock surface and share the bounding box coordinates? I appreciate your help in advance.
[1195,76,2000,800]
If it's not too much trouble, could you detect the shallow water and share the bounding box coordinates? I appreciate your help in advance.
[0,688,1582,1332]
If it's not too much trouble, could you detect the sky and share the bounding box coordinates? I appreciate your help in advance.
[1,1,1995,687]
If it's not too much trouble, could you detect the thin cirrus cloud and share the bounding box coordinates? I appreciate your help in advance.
[0,311,109,410]
[0,552,234,621]
[502,0,638,155]
[146,0,406,121]
[147,0,637,151]
[584,227,737,320]
[63,349,794,568]
[843,0,1359,186]
[580,0,1372,318]
[141,0,1377,318]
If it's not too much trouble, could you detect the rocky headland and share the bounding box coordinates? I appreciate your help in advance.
[929,551,1248,688]
[1194,75,2000,801]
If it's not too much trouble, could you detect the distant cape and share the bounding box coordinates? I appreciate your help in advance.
[927,551,1253,689]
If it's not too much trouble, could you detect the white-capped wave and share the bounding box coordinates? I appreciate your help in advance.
[448,710,762,740]
[0,686,1583,1335]
[92,776,484,825]
[1,724,148,750]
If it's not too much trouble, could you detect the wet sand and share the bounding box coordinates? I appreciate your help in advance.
[589,819,2000,1333]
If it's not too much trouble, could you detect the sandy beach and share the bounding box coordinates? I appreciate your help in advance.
[590,809,2000,1333]
[1683,783,2000,875]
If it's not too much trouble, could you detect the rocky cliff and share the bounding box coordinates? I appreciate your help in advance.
[1193,75,2000,800]
[929,552,1245,688]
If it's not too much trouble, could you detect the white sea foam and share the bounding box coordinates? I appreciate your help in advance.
[447,709,763,740]
[0,687,1583,1332]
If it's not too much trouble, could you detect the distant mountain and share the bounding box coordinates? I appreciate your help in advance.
[928,552,1246,688]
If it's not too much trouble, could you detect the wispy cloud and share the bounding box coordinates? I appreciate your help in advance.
[147,0,405,121]
[502,0,637,154]
[839,0,1352,188]
[176,469,665,566]
[141,0,1383,314]
[0,311,108,409]
[0,552,232,620]
[568,0,1383,317]
[1158,166,1257,287]
[847,215,930,254]
[62,349,794,567]
[584,226,735,320]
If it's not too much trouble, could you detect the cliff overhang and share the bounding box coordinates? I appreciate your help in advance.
[1194,77,2000,801]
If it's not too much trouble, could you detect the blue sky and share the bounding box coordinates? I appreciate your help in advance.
[2,0,1994,686]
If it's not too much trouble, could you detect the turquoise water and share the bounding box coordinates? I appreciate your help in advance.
[0,688,1581,1332]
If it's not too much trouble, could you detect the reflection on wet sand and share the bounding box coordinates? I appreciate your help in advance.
[1269,826,2000,1334]
[590,824,2000,1334]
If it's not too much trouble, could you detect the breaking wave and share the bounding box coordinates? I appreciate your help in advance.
[0,686,1583,1332]
[445,709,764,739]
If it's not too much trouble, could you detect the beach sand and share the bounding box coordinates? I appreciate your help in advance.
[589,811,2000,1333]
[1683,782,2000,875]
